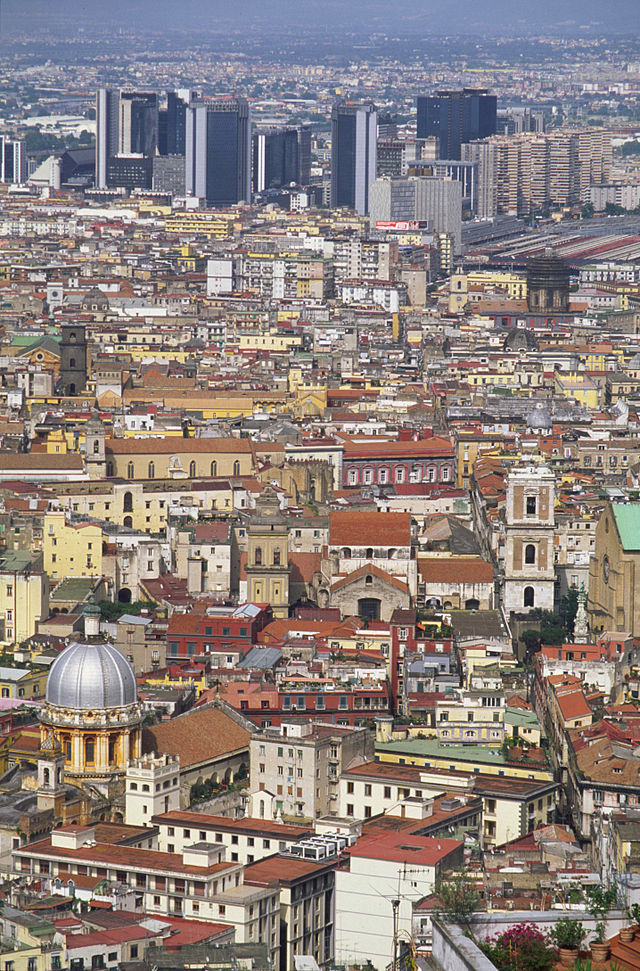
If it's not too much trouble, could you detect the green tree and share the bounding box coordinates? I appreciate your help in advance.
[521,629,542,655]
[435,874,480,932]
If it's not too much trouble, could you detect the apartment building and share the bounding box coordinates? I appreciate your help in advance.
[249,721,373,820]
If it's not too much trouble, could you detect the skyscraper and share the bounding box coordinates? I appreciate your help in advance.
[118,92,158,157]
[185,99,251,207]
[417,89,497,160]
[331,102,377,215]
[96,88,120,189]
[0,137,26,184]
[165,91,189,155]
[252,125,311,194]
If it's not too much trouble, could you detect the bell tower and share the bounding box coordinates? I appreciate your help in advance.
[246,487,289,618]
[503,463,556,616]
[59,324,88,396]
[37,732,66,815]
[84,411,106,480]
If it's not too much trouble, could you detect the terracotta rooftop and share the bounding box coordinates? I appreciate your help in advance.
[329,510,411,546]
[142,704,250,766]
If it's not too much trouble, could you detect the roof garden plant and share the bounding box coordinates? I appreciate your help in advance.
[480,922,557,971]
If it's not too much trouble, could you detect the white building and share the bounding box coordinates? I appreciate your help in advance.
[334,816,463,971]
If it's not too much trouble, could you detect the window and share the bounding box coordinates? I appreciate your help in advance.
[384,786,391,799]
[189,460,196,477]
[525,543,536,564]
[524,586,535,608]
[394,466,405,483]
[273,548,281,566]
[255,546,262,566]
[364,784,372,796]
[127,461,134,478]
[233,461,240,476]
[347,781,354,794]
[85,737,95,763]
[526,496,537,516]
[211,460,217,476]
[148,461,155,479]
[378,468,388,484]
[348,469,358,486]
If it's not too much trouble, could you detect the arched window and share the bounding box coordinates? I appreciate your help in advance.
[387,548,396,560]
[69,383,76,395]
[127,461,134,479]
[148,461,155,479]
[123,491,133,512]
[69,357,76,368]
[43,768,50,787]
[211,460,217,477]
[348,469,358,486]
[342,547,351,559]
[189,460,196,478]
[525,544,536,565]
[365,574,373,585]
[233,460,240,476]
[123,516,133,528]
[69,332,76,341]
[85,737,95,763]
[92,439,99,454]
[365,547,374,559]
[524,586,535,608]
[255,546,262,566]
[273,548,281,566]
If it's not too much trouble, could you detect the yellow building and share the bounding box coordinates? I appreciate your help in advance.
[43,512,103,580]
[0,551,49,645]
[448,270,527,312]
[0,665,48,701]
[554,371,600,409]
[164,214,233,237]
[376,738,553,782]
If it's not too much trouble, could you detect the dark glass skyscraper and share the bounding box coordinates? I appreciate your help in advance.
[185,99,251,207]
[331,102,377,215]
[118,92,158,157]
[252,125,311,193]
[166,91,188,155]
[416,89,497,160]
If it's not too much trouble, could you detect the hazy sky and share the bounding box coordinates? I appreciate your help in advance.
[4,0,640,36]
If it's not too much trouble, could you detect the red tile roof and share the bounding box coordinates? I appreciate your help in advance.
[417,557,494,583]
[142,705,249,766]
[329,510,411,546]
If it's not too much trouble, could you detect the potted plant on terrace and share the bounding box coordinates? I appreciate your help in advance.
[588,885,618,963]
[550,917,586,967]
[621,902,640,943]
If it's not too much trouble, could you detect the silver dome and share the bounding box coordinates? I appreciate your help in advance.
[46,641,137,710]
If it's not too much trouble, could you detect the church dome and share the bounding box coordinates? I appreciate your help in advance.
[46,641,137,710]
